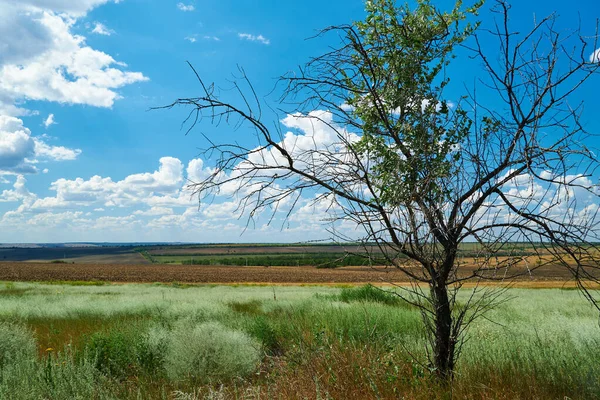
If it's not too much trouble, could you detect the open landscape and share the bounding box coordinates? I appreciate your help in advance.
[1,0,600,398]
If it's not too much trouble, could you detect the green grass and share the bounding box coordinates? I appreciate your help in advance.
[0,282,597,399]
[152,252,374,267]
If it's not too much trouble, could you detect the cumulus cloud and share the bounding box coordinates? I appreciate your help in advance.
[43,113,55,128]
[186,158,212,182]
[91,22,115,36]
[0,4,147,115]
[177,3,194,11]
[0,116,79,175]
[0,175,34,202]
[26,157,186,210]
[184,36,197,43]
[238,33,270,45]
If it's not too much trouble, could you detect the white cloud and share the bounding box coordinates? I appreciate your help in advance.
[0,116,36,174]
[0,6,147,114]
[91,22,114,36]
[238,33,270,45]
[203,35,220,41]
[34,138,81,161]
[134,206,174,216]
[0,116,79,175]
[177,3,195,11]
[1,1,121,17]
[0,175,34,202]
[27,157,186,210]
[186,158,212,182]
[589,48,600,63]
[201,201,239,220]
[340,103,355,112]
[185,36,197,43]
[43,113,55,128]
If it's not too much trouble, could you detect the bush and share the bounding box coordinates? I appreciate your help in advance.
[165,321,261,382]
[339,284,401,306]
[0,322,36,370]
[85,330,139,379]
[138,324,169,375]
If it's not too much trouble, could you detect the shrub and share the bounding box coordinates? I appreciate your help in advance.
[339,284,401,306]
[0,322,36,370]
[165,321,261,382]
[138,324,169,375]
[85,330,139,379]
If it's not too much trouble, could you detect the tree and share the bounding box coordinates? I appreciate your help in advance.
[164,0,600,381]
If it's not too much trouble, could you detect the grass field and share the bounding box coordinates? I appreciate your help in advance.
[0,282,598,399]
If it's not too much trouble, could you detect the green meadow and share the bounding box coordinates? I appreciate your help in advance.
[0,282,598,399]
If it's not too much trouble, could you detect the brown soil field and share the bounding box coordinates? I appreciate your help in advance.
[0,262,589,285]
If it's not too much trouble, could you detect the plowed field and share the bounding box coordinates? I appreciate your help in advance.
[0,262,584,284]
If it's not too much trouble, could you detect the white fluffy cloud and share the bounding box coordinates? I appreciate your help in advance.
[0,116,79,175]
[0,175,34,202]
[31,157,185,209]
[3,1,120,17]
[91,22,115,36]
[177,3,195,12]
[238,33,270,45]
[0,0,144,177]
[43,113,55,128]
[186,158,212,183]
[0,12,147,109]
[33,138,80,161]
[0,2,147,115]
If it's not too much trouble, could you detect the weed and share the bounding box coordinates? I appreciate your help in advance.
[228,299,263,315]
[247,316,284,356]
[339,284,402,306]
[84,329,140,380]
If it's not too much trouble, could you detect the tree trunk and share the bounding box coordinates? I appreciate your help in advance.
[431,281,455,381]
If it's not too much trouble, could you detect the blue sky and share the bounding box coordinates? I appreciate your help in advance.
[0,0,598,243]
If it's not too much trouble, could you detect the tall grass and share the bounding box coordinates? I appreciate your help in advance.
[0,282,597,398]
[0,322,36,370]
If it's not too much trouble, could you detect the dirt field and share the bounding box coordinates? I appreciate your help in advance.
[0,262,586,285]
